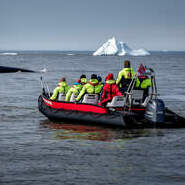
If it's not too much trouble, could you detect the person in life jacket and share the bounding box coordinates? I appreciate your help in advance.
[96,76,104,98]
[116,60,138,93]
[65,79,83,101]
[99,73,123,106]
[97,76,104,87]
[50,77,70,100]
[135,75,152,100]
[75,74,103,102]
[80,74,88,85]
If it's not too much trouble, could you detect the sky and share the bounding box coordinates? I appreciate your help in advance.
[0,0,185,51]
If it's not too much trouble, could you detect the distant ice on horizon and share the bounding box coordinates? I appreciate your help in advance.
[0,52,18,56]
[66,53,75,56]
[93,37,150,56]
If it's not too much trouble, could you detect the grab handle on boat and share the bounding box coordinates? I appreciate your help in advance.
[40,76,45,94]
[40,76,51,98]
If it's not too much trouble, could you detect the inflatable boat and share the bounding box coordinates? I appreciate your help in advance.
[38,69,185,128]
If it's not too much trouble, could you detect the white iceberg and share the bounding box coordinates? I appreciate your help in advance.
[93,37,119,56]
[93,37,150,56]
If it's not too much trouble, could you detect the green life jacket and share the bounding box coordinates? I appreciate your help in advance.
[116,68,135,88]
[50,81,70,100]
[76,79,102,101]
[65,84,83,101]
[57,81,70,94]
[106,79,116,84]
[136,78,152,89]
[80,78,88,85]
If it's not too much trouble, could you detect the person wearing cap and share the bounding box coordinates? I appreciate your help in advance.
[80,74,88,85]
[65,79,83,101]
[50,78,70,100]
[99,73,122,106]
[75,74,103,102]
[116,60,136,93]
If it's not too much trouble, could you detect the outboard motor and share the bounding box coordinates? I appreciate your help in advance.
[145,99,165,123]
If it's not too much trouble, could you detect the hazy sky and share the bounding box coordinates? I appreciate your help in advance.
[1,0,185,50]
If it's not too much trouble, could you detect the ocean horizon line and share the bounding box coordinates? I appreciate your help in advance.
[1,49,185,52]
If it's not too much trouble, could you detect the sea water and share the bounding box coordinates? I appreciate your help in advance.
[0,51,185,185]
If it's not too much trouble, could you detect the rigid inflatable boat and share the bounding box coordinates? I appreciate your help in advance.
[38,69,185,128]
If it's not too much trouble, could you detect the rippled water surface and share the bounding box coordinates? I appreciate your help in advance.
[0,51,185,185]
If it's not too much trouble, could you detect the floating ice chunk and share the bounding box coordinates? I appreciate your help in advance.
[67,53,75,56]
[0,52,18,56]
[129,48,150,56]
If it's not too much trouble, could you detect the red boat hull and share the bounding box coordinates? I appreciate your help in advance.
[38,95,185,128]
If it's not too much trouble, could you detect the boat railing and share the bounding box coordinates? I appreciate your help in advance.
[40,76,51,98]
[124,66,159,110]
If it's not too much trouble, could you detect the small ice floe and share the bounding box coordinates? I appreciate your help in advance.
[66,53,75,56]
[0,52,18,56]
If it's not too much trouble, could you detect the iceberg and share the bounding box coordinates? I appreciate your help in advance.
[93,37,119,56]
[93,37,150,56]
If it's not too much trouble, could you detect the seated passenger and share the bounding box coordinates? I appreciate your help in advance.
[116,60,135,94]
[97,76,104,96]
[135,75,152,100]
[50,77,70,100]
[99,73,122,106]
[97,76,104,87]
[65,79,83,101]
[80,74,88,85]
[75,74,103,102]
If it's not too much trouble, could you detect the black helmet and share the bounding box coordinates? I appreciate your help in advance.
[91,74,97,79]
[80,74,86,79]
